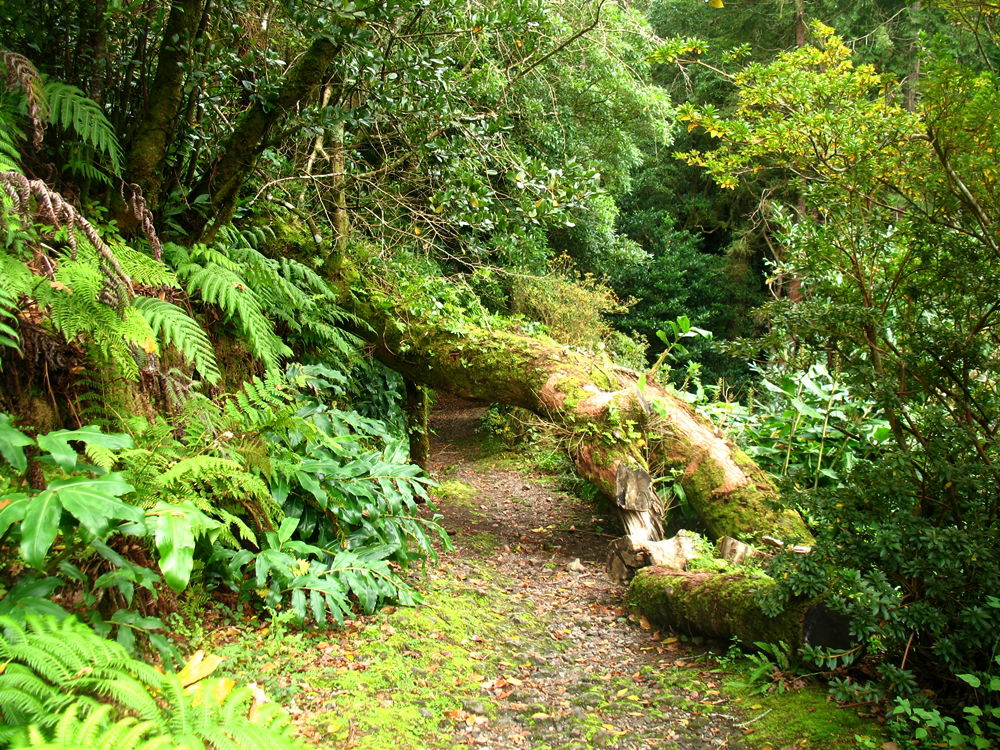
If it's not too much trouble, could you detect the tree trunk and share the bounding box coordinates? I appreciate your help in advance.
[123,0,205,216]
[185,35,341,243]
[358,308,812,544]
[403,379,430,470]
[628,566,852,650]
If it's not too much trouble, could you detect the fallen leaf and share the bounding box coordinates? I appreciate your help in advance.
[177,651,223,687]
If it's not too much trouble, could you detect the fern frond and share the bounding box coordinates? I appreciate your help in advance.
[182,265,289,370]
[0,279,21,363]
[112,245,179,289]
[16,701,175,749]
[133,297,220,385]
[0,111,22,172]
[155,456,243,487]
[154,456,277,537]
[1,50,46,148]
[223,371,295,430]
[44,82,122,175]
[0,616,301,749]
[30,252,143,380]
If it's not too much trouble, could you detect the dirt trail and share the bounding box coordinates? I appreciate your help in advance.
[426,395,750,749]
[216,396,874,749]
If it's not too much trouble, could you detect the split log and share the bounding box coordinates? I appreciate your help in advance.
[627,565,853,650]
[717,536,755,565]
[355,305,812,545]
[607,530,701,584]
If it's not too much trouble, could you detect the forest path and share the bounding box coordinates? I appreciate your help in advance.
[213,397,874,749]
[420,395,751,749]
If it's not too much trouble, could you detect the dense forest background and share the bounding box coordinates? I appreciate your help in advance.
[0,0,997,747]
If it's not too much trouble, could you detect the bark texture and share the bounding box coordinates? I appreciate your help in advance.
[186,35,341,242]
[404,379,430,470]
[124,0,205,214]
[360,310,811,544]
[628,566,852,650]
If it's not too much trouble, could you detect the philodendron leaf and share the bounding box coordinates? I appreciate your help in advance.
[146,502,222,592]
[20,490,63,569]
[0,414,33,472]
[49,473,140,537]
[37,425,133,472]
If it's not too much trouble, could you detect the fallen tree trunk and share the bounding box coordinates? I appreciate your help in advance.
[355,305,811,545]
[627,566,853,650]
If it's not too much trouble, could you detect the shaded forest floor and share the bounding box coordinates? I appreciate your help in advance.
[200,396,884,749]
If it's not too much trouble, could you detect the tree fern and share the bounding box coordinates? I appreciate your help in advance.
[133,297,221,385]
[164,243,291,370]
[44,81,122,177]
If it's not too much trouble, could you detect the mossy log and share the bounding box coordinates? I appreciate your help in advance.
[628,566,851,650]
[356,307,811,544]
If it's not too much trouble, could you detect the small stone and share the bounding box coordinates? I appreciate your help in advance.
[461,698,486,715]
[418,708,433,719]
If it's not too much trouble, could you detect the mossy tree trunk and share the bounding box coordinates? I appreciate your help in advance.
[184,34,342,243]
[627,566,852,650]
[357,308,812,545]
[123,0,207,217]
[403,379,430,470]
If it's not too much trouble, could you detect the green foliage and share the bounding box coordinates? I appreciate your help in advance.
[509,261,628,351]
[0,275,19,363]
[214,226,364,359]
[0,357,445,635]
[681,18,1000,737]
[0,615,300,749]
[726,364,891,489]
[44,81,122,182]
[132,297,221,385]
[166,242,291,370]
[0,113,21,172]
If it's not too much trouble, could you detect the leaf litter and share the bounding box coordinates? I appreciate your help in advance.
[204,395,878,749]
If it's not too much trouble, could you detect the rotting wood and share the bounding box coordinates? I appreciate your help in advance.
[607,530,701,584]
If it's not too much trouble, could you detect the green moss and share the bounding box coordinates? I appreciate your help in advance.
[432,480,478,508]
[723,674,885,748]
[213,565,541,750]
[650,429,813,544]
[627,567,811,648]
[463,531,502,552]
